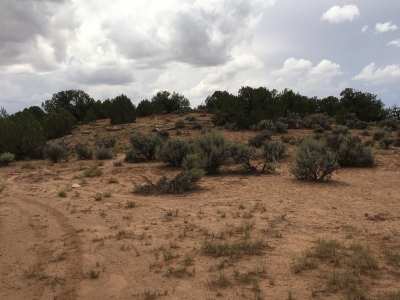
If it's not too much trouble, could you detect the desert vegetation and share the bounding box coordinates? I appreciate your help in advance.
[0,87,400,300]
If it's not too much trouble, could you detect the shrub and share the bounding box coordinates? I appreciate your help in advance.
[44,143,69,163]
[192,121,203,130]
[327,135,374,167]
[274,121,288,133]
[291,137,339,181]
[95,146,113,160]
[97,137,116,149]
[248,130,272,148]
[83,165,102,177]
[192,132,230,175]
[175,119,185,129]
[279,112,302,129]
[312,124,325,133]
[230,143,253,163]
[373,129,390,141]
[344,114,369,129]
[392,137,400,147]
[332,125,349,135]
[380,137,394,149]
[263,141,285,161]
[224,122,237,131]
[185,115,197,122]
[363,140,375,147]
[379,118,399,131]
[134,168,205,194]
[157,130,169,139]
[0,152,15,166]
[361,130,370,136]
[255,119,275,132]
[75,143,93,160]
[303,114,333,130]
[157,139,191,167]
[281,135,296,144]
[129,133,164,160]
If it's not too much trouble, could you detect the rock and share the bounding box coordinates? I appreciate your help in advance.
[82,130,92,134]
[71,184,81,188]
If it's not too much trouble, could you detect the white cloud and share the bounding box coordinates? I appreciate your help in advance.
[387,39,400,47]
[375,21,398,33]
[270,58,344,96]
[362,25,368,33]
[321,5,360,24]
[184,53,264,103]
[352,63,400,85]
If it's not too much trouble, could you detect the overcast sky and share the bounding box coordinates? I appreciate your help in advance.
[1,0,399,113]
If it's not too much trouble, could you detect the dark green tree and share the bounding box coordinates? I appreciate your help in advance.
[339,88,387,122]
[42,89,95,122]
[107,94,136,124]
[136,99,154,117]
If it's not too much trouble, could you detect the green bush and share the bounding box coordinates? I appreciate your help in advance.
[255,119,275,132]
[95,146,113,160]
[281,135,296,144]
[332,125,349,135]
[248,130,272,148]
[344,114,368,129]
[262,141,285,161]
[392,137,400,147]
[303,114,334,130]
[185,115,197,122]
[312,124,325,133]
[75,143,93,160]
[327,135,374,167]
[134,168,205,194]
[379,118,399,131]
[97,137,116,149]
[129,133,163,160]
[44,143,69,163]
[157,130,169,139]
[380,137,394,149]
[274,121,288,133]
[373,129,390,141]
[175,119,185,129]
[361,130,370,136]
[230,143,253,163]
[192,132,230,175]
[0,152,15,166]
[291,137,339,181]
[157,139,190,167]
[192,121,203,130]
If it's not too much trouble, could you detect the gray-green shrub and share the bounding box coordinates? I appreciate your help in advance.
[44,143,69,163]
[291,136,339,181]
[0,152,15,166]
[129,133,164,160]
[192,121,203,130]
[157,139,190,167]
[95,146,113,160]
[248,130,272,148]
[230,143,253,163]
[75,143,93,160]
[97,137,116,149]
[175,119,185,129]
[192,132,230,174]
[332,125,349,135]
[255,119,275,132]
[274,121,288,133]
[373,129,390,141]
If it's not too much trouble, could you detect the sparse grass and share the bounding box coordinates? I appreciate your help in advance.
[108,177,119,183]
[94,193,102,201]
[126,200,136,208]
[293,250,317,273]
[165,266,194,277]
[314,238,338,261]
[83,165,103,177]
[58,190,67,197]
[349,243,378,272]
[54,251,67,261]
[103,191,111,198]
[144,290,159,299]
[88,270,99,279]
[0,183,5,193]
[21,162,36,169]
[203,239,263,258]
[386,248,400,266]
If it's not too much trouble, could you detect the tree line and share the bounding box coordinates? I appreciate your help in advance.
[0,86,398,159]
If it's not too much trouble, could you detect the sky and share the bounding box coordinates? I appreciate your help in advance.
[0,0,399,114]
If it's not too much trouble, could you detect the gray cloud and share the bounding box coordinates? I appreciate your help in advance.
[0,0,80,71]
[104,0,270,67]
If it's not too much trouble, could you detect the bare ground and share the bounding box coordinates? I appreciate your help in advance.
[1,114,400,300]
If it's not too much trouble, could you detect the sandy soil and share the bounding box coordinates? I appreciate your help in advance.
[1,114,400,300]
